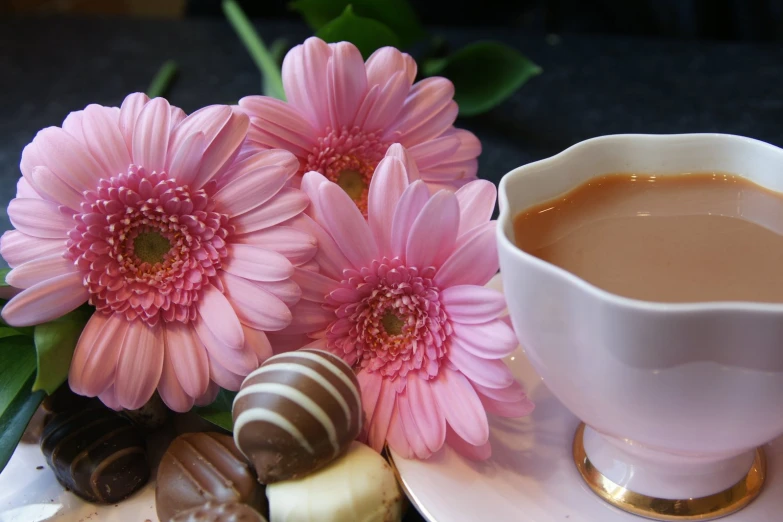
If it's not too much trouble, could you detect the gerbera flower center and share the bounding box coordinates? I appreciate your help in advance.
[304,126,388,215]
[325,258,451,380]
[132,230,172,265]
[65,165,232,326]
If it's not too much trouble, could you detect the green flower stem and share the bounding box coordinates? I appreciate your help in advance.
[222,0,285,100]
[146,60,178,98]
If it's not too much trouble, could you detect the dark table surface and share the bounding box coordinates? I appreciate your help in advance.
[3,15,783,521]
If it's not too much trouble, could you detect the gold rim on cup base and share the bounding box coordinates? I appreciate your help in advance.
[572,423,766,521]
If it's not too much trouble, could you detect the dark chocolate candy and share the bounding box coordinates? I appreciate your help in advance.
[121,392,169,432]
[155,432,266,522]
[40,404,150,503]
[170,501,268,522]
[232,349,363,483]
[22,385,94,443]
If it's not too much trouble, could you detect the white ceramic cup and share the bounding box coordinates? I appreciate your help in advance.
[496,134,783,500]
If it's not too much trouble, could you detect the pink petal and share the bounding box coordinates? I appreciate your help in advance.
[8,198,73,239]
[368,378,397,452]
[435,222,498,288]
[119,93,150,150]
[31,166,84,211]
[287,214,351,281]
[255,278,301,307]
[197,284,245,350]
[403,54,418,83]
[365,47,414,88]
[266,332,312,354]
[214,163,292,217]
[167,131,206,186]
[16,178,40,199]
[357,370,383,441]
[448,341,514,389]
[208,353,246,391]
[405,190,459,269]
[368,157,409,257]
[473,380,527,403]
[239,96,317,158]
[360,72,410,132]
[477,390,535,417]
[195,382,220,407]
[6,254,76,289]
[234,226,316,267]
[454,180,496,237]
[282,299,333,334]
[431,367,489,446]
[406,374,446,453]
[19,142,44,190]
[399,101,458,147]
[221,148,299,184]
[169,105,229,153]
[82,104,131,176]
[408,134,461,171]
[164,321,210,398]
[69,312,127,396]
[158,335,195,412]
[390,180,430,256]
[114,320,165,410]
[291,267,335,303]
[62,110,86,144]
[243,325,273,364]
[389,78,455,141]
[319,182,379,269]
[444,128,482,161]
[326,42,368,128]
[397,393,433,459]
[231,188,310,234]
[221,272,292,331]
[131,97,171,173]
[193,316,258,375]
[422,158,478,184]
[385,403,413,459]
[1,272,87,327]
[383,142,420,180]
[193,110,249,189]
[98,384,122,411]
[223,244,293,282]
[33,127,103,193]
[300,170,332,224]
[441,285,506,324]
[446,426,492,461]
[451,320,518,360]
[282,37,332,131]
[0,231,64,268]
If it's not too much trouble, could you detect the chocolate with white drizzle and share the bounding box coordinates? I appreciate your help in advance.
[170,501,268,522]
[232,349,363,483]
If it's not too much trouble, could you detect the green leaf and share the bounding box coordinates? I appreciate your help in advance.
[32,308,91,395]
[194,389,237,432]
[146,60,178,99]
[0,374,45,472]
[0,326,26,340]
[222,0,285,100]
[0,268,10,286]
[423,41,541,117]
[316,5,399,59]
[0,337,37,416]
[291,0,425,47]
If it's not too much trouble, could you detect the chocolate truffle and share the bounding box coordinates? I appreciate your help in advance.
[121,392,169,432]
[40,404,150,503]
[155,432,266,522]
[266,441,403,522]
[232,349,363,483]
[170,501,268,522]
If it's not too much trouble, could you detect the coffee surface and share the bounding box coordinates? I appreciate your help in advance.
[513,173,783,303]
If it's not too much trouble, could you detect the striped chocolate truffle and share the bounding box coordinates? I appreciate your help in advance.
[170,501,268,522]
[40,404,149,504]
[232,349,363,483]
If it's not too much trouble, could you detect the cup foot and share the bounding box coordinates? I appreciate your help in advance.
[572,424,766,521]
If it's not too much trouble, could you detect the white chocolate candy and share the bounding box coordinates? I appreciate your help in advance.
[267,442,403,522]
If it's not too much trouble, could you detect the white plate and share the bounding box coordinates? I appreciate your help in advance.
[390,276,783,522]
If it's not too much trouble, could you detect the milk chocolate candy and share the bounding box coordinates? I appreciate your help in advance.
[170,501,268,522]
[40,404,150,503]
[155,432,266,522]
[232,349,363,483]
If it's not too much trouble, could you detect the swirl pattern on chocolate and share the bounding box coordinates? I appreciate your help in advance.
[155,432,265,522]
[232,349,362,483]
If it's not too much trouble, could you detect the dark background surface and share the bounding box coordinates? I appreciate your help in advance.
[2,12,783,520]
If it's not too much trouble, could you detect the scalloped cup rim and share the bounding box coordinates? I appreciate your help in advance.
[497,132,783,315]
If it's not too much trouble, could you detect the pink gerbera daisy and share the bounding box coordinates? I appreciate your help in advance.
[280,144,533,459]
[238,37,481,214]
[1,93,316,412]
